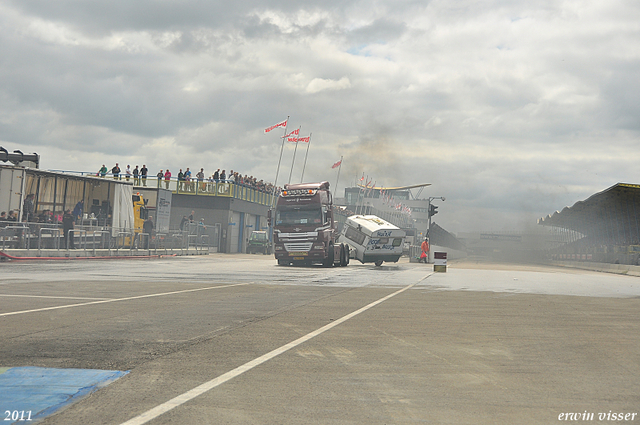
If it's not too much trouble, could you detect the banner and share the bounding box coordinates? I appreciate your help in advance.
[332,160,342,169]
[282,128,300,138]
[264,119,288,134]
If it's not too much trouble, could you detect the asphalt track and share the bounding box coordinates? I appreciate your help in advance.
[0,255,639,424]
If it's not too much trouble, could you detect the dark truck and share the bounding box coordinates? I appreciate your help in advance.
[270,181,349,267]
[247,230,270,254]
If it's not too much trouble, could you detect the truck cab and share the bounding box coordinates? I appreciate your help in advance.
[247,230,270,254]
[271,181,348,267]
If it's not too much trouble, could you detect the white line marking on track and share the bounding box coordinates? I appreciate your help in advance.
[0,294,112,301]
[0,283,250,317]
[120,276,429,425]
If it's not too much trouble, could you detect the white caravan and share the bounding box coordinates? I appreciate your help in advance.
[339,215,405,266]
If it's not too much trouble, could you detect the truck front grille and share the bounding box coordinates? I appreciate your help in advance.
[284,242,314,252]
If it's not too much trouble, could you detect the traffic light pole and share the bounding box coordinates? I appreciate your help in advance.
[426,196,444,263]
[427,196,445,238]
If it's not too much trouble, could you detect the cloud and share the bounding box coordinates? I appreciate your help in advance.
[1,0,639,233]
[306,77,351,93]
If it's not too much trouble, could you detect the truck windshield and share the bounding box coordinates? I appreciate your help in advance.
[250,232,267,241]
[276,206,323,226]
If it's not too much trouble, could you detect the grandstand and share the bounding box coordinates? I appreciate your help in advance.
[538,183,640,265]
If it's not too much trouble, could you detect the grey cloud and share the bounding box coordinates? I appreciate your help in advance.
[1,0,639,234]
[346,18,408,46]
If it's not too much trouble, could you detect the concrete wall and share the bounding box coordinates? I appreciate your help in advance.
[551,261,640,277]
[170,193,270,254]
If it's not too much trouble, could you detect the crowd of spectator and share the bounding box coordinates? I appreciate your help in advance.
[0,210,19,222]
[98,163,281,195]
[1,197,84,225]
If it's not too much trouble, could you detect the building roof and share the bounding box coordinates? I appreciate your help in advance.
[356,183,431,191]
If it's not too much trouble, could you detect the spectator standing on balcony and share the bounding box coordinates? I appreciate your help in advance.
[184,168,192,192]
[164,169,172,189]
[98,164,108,177]
[133,165,140,185]
[156,170,163,188]
[220,170,226,181]
[125,165,132,181]
[112,163,121,180]
[213,169,219,181]
[196,168,205,192]
[177,169,184,191]
[140,165,148,186]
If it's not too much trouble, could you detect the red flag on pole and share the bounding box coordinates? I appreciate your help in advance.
[332,160,342,169]
[264,119,288,134]
[297,136,310,143]
[282,128,299,138]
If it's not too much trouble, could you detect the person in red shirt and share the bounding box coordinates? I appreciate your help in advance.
[164,169,172,189]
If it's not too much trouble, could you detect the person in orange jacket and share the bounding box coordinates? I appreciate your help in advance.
[420,237,429,263]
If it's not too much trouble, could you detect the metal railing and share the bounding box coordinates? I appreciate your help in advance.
[1,221,212,256]
[38,226,61,255]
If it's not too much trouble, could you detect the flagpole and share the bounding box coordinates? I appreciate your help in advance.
[357,174,367,215]
[299,132,312,183]
[356,174,363,215]
[271,116,289,209]
[334,155,343,195]
[287,126,301,184]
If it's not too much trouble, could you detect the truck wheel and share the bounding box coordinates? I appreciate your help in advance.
[323,244,334,267]
[339,244,347,267]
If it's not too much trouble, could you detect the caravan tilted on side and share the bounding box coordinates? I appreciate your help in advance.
[338,215,406,266]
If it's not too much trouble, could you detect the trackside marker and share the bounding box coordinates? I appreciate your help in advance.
[120,277,429,425]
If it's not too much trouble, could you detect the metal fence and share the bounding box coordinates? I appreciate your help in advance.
[78,173,276,206]
[0,221,212,256]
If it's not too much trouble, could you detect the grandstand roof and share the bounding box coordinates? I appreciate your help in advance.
[356,183,431,191]
[429,222,467,251]
[538,183,640,245]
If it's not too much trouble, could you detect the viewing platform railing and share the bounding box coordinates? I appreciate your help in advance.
[48,170,276,207]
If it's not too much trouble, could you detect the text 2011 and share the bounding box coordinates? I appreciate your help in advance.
[4,411,32,421]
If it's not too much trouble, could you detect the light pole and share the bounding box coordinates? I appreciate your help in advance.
[425,196,444,263]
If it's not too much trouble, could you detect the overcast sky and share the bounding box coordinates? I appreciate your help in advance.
[1,0,639,233]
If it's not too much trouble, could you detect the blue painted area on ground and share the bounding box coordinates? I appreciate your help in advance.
[0,366,128,424]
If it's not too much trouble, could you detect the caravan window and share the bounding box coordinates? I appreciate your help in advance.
[392,238,402,247]
[345,226,366,245]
